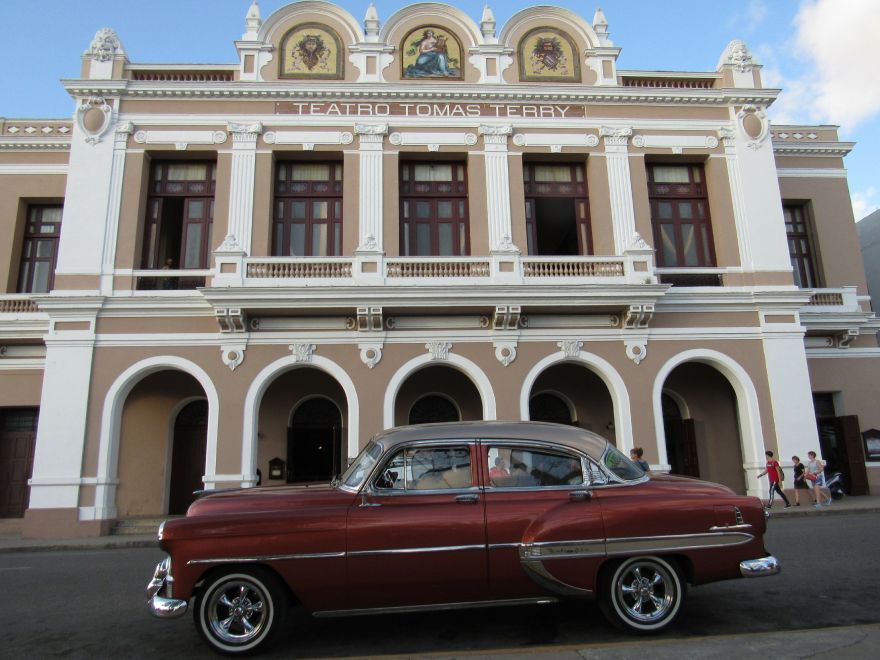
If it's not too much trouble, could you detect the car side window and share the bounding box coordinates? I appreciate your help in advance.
[374,445,473,491]
[486,446,584,488]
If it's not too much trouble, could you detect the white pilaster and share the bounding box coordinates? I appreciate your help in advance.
[55,100,120,285]
[480,125,518,253]
[226,122,262,255]
[27,315,98,512]
[100,122,133,294]
[355,123,388,253]
[601,126,637,254]
[760,330,821,488]
[719,110,791,272]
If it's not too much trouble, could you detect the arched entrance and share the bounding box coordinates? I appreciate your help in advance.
[256,367,347,486]
[528,364,614,442]
[660,363,746,493]
[168,399,208,514]
[394,365,481,427]
[288,397,342,483]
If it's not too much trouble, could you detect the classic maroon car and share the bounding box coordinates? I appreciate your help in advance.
[147,421,778,654]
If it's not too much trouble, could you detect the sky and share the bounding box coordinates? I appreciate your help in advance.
[2,0,878,220]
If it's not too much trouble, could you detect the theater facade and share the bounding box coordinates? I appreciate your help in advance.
[1,1,877,537]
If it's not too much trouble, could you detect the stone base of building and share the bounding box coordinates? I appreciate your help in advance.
[22,508,111,538]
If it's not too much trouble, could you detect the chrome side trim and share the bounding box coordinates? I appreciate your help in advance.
[488,542,522,550]
[605,532,753,555]
[313,596,559,618]
[187,551,345,565]
[740,555,780,578]
[348,544,485,558]
[520,560,593,597]
[709,524,753,532]
[520,539,606,560]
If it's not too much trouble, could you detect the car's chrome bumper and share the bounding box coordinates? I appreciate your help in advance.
[739,555,780,578]
[147,557,188,618]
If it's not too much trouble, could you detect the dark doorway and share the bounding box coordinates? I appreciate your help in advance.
[409,395,460,425]
[288,398,342,483]
[168,400,208,515]
[529,392,574,425]
[0,409,38,518]
[531,198,579,255]
[814,394,869,495]
[663,393,700,478]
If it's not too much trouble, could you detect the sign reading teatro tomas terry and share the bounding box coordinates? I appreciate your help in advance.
[275,101,585,118]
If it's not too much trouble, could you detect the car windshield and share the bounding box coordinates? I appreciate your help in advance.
[602,444,646,481]
[340,441,383,489]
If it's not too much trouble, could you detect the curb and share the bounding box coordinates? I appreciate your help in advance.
[0,536,157,554]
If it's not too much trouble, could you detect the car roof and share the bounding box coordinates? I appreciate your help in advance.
[369,421,610,459]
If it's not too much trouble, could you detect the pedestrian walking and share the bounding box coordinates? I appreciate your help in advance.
[805,450,832,507]
[757,450,790,509]
[791,455,814,506]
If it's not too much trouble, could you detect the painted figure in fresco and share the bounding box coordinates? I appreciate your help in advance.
[405,29,459,78]
[296,33,328,71]
[532,36,566,73]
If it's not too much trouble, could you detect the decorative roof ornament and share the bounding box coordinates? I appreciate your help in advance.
[364,3,381,41]
[592,7,612,46]
[719,40,757,72]
[86,28,124,62]
[480,5,496,40]
[243,1,262,40]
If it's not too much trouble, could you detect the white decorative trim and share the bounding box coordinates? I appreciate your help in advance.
[624,339,648,365]
[358,343,383,369]
[0,164,68,175]
[775,168,848,179]
[76,96,113,145]
[512,132,599,152]
[263,131,353,148]
[133,129,228,150]
[737,105,769,150]
[289,343,316,363]
[600,126,633,146]
[494,341,517,367]
[389,132,478,151]
[87,28,123,62]
[719,40,756,73]
[631,134,719,150]
[221,345,246,371]
[558,340,583,358]
[426,341,453,360]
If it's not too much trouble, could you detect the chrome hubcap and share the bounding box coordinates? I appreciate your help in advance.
[617,563,675,623]
[207,581,268,645]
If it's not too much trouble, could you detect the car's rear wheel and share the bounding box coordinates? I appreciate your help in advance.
[599,556,685,633]
[194,567,287,655]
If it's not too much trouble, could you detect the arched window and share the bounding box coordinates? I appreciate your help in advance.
[409,395,460,425]
[529,392,574,425]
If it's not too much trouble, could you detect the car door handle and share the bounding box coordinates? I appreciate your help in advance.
[455,494,480,504]
[569,490,592,502]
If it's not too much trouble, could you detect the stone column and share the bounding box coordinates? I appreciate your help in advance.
[480,125,518,253]
[355,123,388,253]
[226,122,262,255]
[601,126,637,255]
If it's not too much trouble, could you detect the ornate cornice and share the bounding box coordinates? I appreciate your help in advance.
[61,80,780,107]
[772,141,854,157]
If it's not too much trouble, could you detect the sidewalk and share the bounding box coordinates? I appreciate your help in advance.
[2,495,879,554]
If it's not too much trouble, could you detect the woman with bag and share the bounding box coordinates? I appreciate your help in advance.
[757,450,790,509]
[805,450,832,507]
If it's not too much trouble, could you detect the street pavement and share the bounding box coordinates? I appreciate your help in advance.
[2,495,878,659]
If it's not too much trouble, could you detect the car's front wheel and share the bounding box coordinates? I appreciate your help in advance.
[194,567,287,655]
[599,556,685,633]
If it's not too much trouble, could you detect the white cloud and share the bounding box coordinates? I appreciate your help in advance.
[853,186,879,221]
[745,0,768,31]
[790,0,880,128]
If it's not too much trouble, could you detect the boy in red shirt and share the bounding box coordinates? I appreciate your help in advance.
[757,450,791,509]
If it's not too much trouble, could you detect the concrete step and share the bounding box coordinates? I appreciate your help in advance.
[110,517,166,536]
